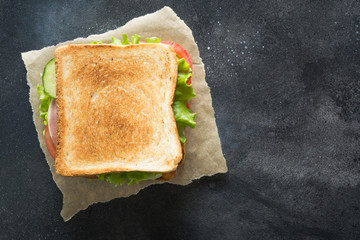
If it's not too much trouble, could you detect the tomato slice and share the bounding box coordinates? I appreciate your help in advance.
[161,41,193,69]
[161,41,192,84]
[44,125,56,160]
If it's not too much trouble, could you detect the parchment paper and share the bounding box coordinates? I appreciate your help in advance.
[21,6,227,221]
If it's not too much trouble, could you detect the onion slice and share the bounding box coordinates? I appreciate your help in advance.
[47,99,57,145]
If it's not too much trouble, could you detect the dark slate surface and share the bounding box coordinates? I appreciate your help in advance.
[1,0,360,239]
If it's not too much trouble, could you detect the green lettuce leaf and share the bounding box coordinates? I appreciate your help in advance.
[90,40,103,44]
[121,34,130,45]
[172,58,196,144]
[131,34,141,44]
[145,37,161,43]
[111,37,122,45]
[176,124,187,144]
[173,100,196,144]
[175,58,196,102]
[173,101,196,128]
[37,85,52,126]
[97,172,162,186]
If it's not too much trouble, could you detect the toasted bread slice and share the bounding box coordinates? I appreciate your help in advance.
[55,44,182,177]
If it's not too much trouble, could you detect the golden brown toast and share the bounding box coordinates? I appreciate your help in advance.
[55,44,183,177]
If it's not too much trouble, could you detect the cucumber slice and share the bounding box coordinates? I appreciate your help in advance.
[42,58,56,98]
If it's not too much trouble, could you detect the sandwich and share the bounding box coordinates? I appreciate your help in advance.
[36,34,196,185]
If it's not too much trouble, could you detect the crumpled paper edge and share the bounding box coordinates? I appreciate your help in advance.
[21,6,227,221]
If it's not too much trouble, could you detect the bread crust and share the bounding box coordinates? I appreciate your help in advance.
[55,44,182,176]
[84,143,185,181]
[158,143,185,181]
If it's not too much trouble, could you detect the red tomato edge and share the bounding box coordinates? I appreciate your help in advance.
[161,41,193,70]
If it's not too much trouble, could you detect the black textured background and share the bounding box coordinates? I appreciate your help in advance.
[1,1,360,239]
